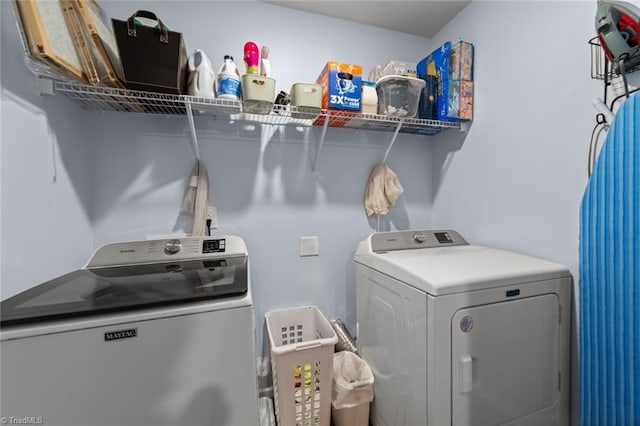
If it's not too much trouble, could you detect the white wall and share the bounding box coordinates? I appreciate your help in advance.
[88,1,438,350]
[430,1,601,278]
[1,1,94,299]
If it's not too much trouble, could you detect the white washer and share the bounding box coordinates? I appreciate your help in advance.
[1,236,259,426]
[354,230,571,426]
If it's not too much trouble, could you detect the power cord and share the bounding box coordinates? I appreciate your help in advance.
[589,84,640,177]
[588,116,608,177]
[610,85,640,111]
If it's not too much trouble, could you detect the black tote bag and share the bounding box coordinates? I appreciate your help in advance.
[112,11,187,95]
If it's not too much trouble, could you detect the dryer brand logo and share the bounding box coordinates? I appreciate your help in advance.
[119,249,135,254]
[460,316,473,332]
[104,328,137,342]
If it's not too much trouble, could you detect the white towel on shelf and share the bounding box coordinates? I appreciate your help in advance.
[364,163,403,217]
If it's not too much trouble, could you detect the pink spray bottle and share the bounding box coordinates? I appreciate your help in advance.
[243,41,259,75]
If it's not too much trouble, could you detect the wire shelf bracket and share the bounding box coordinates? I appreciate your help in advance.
[381,121,403,164]
[185,102,201,161]
[311,117,330,175]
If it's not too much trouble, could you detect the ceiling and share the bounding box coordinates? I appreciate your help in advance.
[264,1,471,38]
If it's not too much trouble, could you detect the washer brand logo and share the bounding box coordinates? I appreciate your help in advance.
[119,249,135,253]
[104,328,137,341]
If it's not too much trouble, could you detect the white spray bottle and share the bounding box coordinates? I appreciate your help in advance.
[260,46,271,77]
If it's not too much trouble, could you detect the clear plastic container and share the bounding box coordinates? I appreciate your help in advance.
[368,61,417,82]
[375,75,425,118]
[382,60,417,78]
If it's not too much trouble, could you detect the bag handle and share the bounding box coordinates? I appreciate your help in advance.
[126,10,169,44]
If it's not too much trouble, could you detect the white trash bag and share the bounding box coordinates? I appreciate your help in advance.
[332,351,374,409]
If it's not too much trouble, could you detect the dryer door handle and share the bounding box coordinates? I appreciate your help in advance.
[459,354,473,394]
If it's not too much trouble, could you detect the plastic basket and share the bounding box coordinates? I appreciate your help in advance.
[265,306,338,426]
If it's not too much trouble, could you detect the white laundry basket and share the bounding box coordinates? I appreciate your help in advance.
[265,306,338,426]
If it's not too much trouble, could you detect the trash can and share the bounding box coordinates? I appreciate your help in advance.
[331,351,374,426]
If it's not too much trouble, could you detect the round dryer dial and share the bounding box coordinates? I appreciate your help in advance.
[413,233,427,243]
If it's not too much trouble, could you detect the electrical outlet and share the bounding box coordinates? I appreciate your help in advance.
[299,236,319,256]
[207,206,218,230]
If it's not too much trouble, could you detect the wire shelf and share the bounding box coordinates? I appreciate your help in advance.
[51,80,461,135]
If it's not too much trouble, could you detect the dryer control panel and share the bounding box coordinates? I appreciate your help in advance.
[371,229,468,252]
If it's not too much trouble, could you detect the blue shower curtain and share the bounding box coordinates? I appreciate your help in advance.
[580,92,639,425]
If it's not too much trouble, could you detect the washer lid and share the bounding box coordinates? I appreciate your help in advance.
[354,230,571,295]
[1,255,248,328]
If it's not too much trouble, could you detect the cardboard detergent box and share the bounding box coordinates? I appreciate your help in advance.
[445,79,474,121]
[417,41,474,122]
[313,61,362,127]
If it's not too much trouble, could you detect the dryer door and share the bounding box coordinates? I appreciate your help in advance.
[451,294,560,425]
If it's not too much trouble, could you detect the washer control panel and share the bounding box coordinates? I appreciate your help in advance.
[202,239,226,253]
[87,236,242,268]
[371,229,468,252]
[161,239,226,255]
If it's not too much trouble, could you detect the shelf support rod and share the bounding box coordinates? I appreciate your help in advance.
[382,121,403,163]
[185,102,201,161]
[312,114,330,174]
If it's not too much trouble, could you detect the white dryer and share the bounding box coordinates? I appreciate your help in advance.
[354,230,571,426]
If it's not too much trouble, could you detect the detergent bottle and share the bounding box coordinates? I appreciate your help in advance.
[187,49,215,98]
[216,55,241,100]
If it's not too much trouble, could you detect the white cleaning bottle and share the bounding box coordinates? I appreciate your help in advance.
[216,55,241,100]
[187,49,215,98]
[260,46,271,77]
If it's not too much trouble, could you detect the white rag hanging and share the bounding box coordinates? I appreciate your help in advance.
[364,163,403,217]
[181,160,209,236]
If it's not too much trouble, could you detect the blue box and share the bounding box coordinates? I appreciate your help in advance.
[417,41,474,122]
